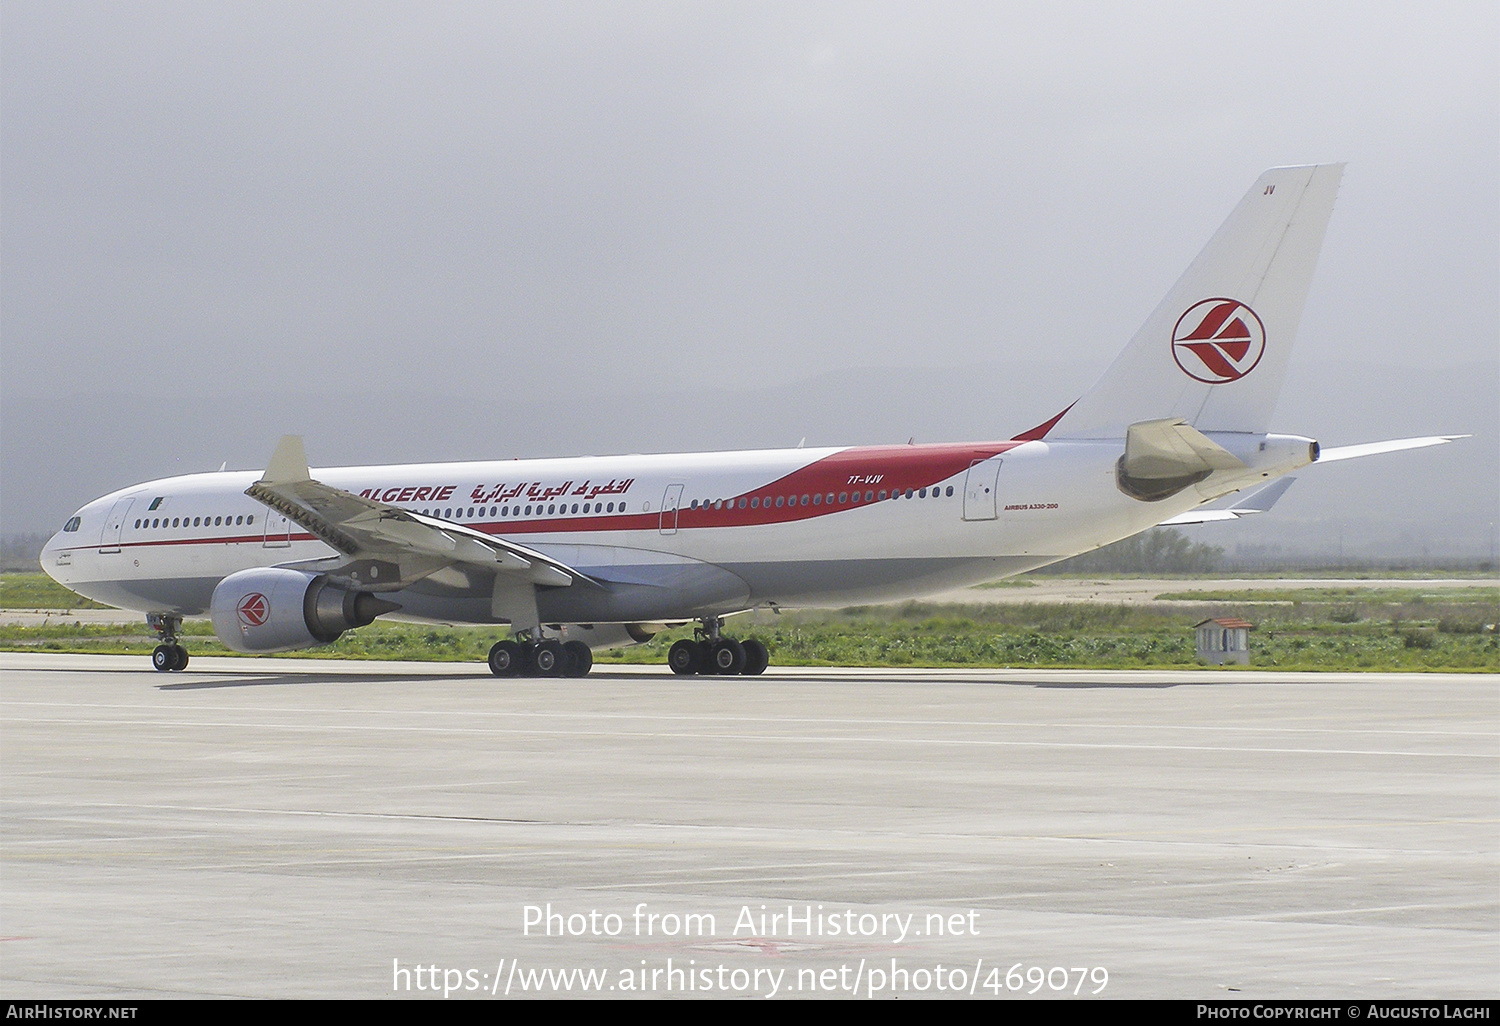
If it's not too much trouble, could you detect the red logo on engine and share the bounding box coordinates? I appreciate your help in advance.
[1171,298,1266,383]
[237,593,269,627]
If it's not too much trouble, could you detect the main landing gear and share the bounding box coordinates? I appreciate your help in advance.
[487,635,593,678]
[147,613,189,672]
[667,617,770,676]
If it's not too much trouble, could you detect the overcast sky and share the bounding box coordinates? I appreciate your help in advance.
[2,1,1496,547]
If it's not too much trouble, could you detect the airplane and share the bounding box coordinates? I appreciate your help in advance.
[39,164,1463,676]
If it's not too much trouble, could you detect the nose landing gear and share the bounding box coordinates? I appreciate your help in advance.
[147,613,189,672]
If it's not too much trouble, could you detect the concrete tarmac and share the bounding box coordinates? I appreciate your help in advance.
[2,653,1495,999]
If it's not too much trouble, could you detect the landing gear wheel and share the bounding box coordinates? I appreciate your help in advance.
[668,639,701,675]
[532,639,565,677]
[172,645,189,671]
[562,641,593,678]
[152,645,176,673]
[740,638,769,676]
[708,638,746,676]
[488,640,523,677]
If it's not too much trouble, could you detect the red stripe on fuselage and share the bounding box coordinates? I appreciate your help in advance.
[662,441,1018,529]
[61,441,1024,556]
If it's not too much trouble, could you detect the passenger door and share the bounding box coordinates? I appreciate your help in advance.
[962,458,1002,521]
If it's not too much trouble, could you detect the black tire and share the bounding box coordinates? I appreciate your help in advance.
[172,645,190,671]
[740,638,769,675]
[488,640,523,677]
[532,640,564,677]
[668,639,701,675]
[709,638,746,676]
[152,645,175,672]
[562,640,593,678]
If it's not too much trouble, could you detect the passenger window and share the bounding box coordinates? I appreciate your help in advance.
[878,490,888,500]
[247,515,254,525]
[775,496,784,508]
[946,485,954,496]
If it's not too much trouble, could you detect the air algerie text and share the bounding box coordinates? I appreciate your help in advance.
[358,484,458,504]
[355,479,634,505]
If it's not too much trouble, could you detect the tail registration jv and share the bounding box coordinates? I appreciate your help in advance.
[41,165,1463,676]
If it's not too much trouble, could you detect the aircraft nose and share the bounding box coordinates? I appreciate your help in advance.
[39,525,76,584]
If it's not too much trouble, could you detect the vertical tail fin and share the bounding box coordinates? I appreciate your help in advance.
[1046,164,1344,440]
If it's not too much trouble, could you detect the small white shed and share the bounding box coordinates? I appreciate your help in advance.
[1195,617,1254,665]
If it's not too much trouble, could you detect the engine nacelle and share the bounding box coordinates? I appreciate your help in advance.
[210,568,398,653]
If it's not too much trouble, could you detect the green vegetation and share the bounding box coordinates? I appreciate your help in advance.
[3,573,1494,671]
[597,599,1498,671]
[0,574,107,609]
[1155,586,1499,605]
[1036,527,1224,574]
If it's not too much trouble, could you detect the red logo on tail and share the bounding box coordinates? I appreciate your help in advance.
[237,593,269,627]
[1171,298,1265,383]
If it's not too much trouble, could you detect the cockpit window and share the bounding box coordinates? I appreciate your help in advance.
[63,516,82,532]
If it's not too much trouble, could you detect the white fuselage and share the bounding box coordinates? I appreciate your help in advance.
[41,432,1312,630]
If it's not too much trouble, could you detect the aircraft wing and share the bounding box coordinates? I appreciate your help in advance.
[1158,476,1297,526]
[244,435,590,592]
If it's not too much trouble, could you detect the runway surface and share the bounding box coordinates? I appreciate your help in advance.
[2,653,1495,999]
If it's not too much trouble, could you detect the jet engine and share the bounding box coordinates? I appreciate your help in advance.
[210,567,399,653]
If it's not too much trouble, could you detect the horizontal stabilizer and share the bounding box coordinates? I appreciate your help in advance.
[1316,435,1468,463]
[1158,476,1296,525]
